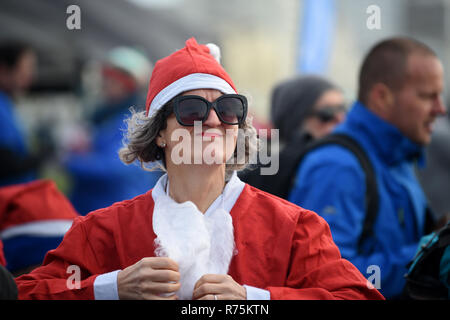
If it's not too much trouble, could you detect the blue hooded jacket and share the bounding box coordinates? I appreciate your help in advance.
[288,101,428,298]
[0,91,35,186]
[64,94,161,215]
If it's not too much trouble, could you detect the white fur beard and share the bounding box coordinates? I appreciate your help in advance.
[152,196,235,300]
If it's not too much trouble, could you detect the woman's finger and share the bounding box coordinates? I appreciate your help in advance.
[192,282,223,299]
[145,280,181,294]
[149,269,180,282]
[194,274,227,290]
[196,294,217,300]
[143,257,179,271]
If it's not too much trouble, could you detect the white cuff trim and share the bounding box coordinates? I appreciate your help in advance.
[94,270,120,300]
[244,285,271,300]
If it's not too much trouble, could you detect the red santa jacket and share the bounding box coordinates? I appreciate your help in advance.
[15,184,384,300]
[0,240,6,266]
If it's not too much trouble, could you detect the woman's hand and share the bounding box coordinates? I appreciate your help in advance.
[117,257,180,300]
[192,274,247,300]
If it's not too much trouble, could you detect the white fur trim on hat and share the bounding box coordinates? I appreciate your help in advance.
[148,73,236,118]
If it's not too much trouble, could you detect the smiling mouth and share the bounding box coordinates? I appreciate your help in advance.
[200,132,223,138]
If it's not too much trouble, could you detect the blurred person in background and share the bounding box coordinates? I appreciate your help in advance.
[417,109,450,223]
[239,75,346,199]
[288,37,447,299]
[0,179,79,277]
[0,41,78,279]
[63,47,162,215]
[272,75,346,145]
[0,40,44,187]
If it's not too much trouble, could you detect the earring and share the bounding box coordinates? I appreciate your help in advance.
[160,142,166,148]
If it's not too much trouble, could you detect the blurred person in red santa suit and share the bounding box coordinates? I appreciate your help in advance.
[15,38,384,300]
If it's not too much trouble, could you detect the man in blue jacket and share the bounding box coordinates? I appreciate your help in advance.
[288,37,447,299]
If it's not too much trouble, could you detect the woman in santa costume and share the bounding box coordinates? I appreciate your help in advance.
[15,38,384,300]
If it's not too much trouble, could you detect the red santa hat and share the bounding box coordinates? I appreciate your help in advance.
[146,37,237,118]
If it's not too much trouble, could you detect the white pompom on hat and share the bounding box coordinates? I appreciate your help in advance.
[205,43,221,63]
[145,38,237,118]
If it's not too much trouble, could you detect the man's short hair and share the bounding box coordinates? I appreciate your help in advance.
[0,40,32,69]
[358,37,437,105]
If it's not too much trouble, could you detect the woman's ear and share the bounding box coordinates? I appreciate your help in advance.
[155,131,166,148]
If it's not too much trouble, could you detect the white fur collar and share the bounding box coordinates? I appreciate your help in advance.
[151,172,245,299]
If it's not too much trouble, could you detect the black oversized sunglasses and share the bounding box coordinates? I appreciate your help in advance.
[172,94,248,126]
[309,105,347,123]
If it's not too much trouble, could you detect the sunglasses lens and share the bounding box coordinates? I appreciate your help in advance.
[177,98,208,125]
[216,97,245,124]
[317,110,335,122]
[314,105,346,123]
[174,95,246,126]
